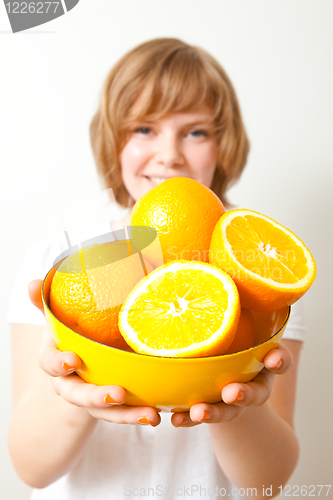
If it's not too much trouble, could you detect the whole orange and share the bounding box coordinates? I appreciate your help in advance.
[225,308,256,354]
[130,177,225,265]
[49,241,152,350]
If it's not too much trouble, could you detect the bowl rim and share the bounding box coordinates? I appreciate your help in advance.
[42,265,291,362]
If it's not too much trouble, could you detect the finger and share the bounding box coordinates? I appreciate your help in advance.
[263,342,294,374]
[171,402,245,427]
[171,411,199,428]
[89,406,162,427]
[50,375,161,426]
[221,368,276,407]
[38,327,82,376]
[28,279,45,316]
[50,373,126,407]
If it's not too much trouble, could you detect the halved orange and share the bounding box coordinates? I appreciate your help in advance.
[118,260,240,358]
[209,209,317,311]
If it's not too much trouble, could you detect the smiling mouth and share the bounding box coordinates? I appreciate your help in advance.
[145,176,168,185]
[144,175,188,185]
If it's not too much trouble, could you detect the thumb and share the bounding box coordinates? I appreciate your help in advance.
[28,279,45,316]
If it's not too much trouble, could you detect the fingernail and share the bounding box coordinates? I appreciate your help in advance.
[137,416,155,426]
[104,394,122,405]
[178,418,188,427]
[231,391,244,403]
[62,362,75,371]
[271,359,282,369]
[199,410,211,422]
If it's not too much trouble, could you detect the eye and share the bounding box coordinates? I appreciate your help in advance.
[189,129,208,137]
[134,127,152,135]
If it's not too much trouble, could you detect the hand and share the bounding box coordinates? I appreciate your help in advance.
[170,343,294,427]
[28,279,161,427]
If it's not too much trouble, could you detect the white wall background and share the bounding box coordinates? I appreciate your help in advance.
[1,1,332,498]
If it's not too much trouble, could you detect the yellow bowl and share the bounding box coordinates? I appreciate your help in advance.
[42,266,290,413]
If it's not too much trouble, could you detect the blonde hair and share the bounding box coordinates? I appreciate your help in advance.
[90,38,249,208]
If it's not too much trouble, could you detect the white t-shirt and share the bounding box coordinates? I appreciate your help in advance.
[7,210,306,500]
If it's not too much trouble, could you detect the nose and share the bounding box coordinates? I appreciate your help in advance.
[155,133,185,168]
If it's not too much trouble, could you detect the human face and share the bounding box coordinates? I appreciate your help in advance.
[120,104,218,203]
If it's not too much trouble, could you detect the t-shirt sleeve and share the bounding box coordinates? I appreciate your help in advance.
[7,239,63,326]
[281,298,306,342]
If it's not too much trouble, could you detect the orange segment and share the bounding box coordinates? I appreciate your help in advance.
[210,209,316,311]
[118,260,240,358]
[227,215,309,283]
